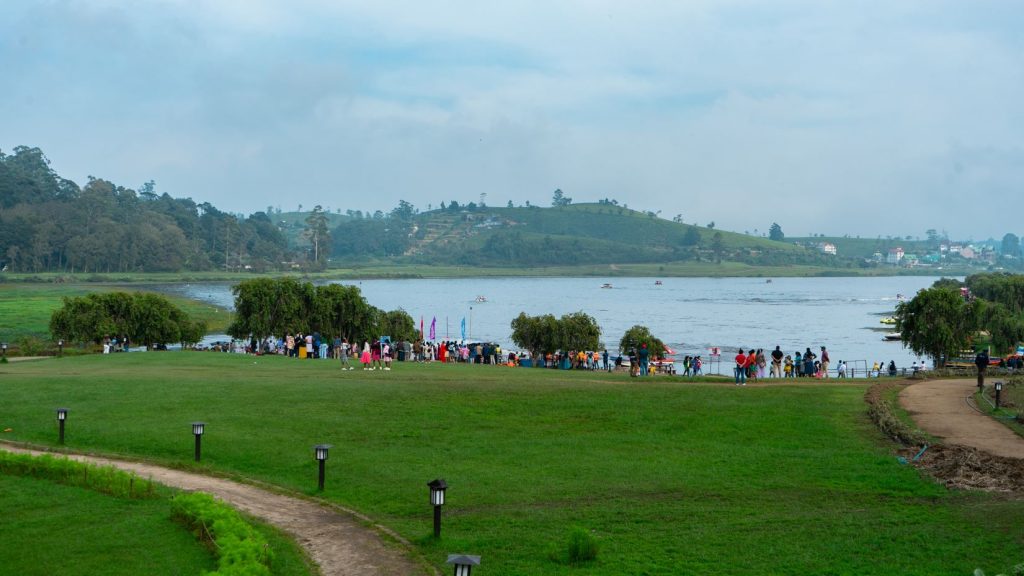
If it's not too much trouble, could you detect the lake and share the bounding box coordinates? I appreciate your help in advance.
[161,275,944,374]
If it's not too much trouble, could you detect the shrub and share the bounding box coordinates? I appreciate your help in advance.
[548,526,599,565]
[171,491,273,576]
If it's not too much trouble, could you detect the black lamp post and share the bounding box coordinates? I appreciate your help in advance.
[58,339,64,356]
[192,422,205,462]
[446,554,480,576]
[995,381,1003,409]
[428,478,448,538]
[56,408,68,444]
[314,444,331,491]
[1,342,7,359]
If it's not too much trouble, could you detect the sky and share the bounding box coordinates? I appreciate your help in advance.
[2,0,1023,240]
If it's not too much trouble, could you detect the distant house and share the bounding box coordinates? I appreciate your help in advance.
[960,246,976,259]
[948,244,963,255]
[818,242,837,255]
[887,247,904,265]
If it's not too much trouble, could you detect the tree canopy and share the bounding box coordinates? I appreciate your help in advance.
[618,325,668,359]
[510,311,600,358]
[227,278,414,343]
[49,292,205,347]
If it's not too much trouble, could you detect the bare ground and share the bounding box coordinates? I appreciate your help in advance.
[0,444,435,576]
[868,378,1024,493]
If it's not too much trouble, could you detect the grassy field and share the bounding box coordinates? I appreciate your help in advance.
[0,473,214,575]
[2,354,1023,574]
[0,283,232,344]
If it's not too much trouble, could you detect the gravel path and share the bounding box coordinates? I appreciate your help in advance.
[0,444,432,576]
[900,378,1024,460]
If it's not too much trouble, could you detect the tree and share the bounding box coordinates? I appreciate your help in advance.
[706,221,715,229]
[769,223,785,241]
[49,292,205,348]
[511,312,561,359]
[711,232,725,263]
[304,205,331,268]
[228,277,313,341]
[619,325,667,358]
[552,188,572,207]
[556,312,601,353]
[895,287,980,367]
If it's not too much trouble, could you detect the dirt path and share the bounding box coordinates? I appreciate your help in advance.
[0,444,433,576]
[900,378,1024,460]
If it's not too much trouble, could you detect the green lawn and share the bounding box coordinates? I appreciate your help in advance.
[0,283,232,343]
[2,354,1022,575]
[0,473,214,575]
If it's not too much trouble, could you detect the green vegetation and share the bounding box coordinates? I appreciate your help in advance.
[0,450,156,499]
[509,311,601,359]
[896,274,1024,365]
[3,354,1023,575]
[228,278,416,343]
[172,492,274,576]
[0,473,216,575]
[618,325,668,358]
[50,291,206,348]
[0,283,231,345]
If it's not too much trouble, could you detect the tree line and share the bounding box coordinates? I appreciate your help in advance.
[1,146,291,273]
[510,312,667,359]
[49,292,206,348]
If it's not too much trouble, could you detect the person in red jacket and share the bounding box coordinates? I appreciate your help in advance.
[734,348,748,385]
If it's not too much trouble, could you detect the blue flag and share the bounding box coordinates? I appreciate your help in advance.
[460,317,466,341]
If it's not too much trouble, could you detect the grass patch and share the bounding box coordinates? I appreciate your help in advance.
[0,283,232,345]
[2,354,1024,574]
[0,473,215,575]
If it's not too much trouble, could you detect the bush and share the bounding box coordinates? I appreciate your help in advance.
[171,491,274,576]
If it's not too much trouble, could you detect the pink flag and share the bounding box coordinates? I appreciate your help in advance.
[429,317,436,340]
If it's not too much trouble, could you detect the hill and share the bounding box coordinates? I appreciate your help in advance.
[331,202,841,269]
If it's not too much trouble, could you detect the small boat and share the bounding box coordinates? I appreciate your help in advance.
[765,279,772,283]
[475,296,487,303]
[883,332,902,341]
[880,317,896,325]
[655,280,663,285]
[600,283,613,289]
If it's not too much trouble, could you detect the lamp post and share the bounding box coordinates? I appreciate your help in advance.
[58,339,64,357]
[2,342,7,360]
[192,422,205,462]
[314,444,331,491]
[995,381,1003,409]
[56,408,68,444]
[428,478,448,538]
[446,554,481,576]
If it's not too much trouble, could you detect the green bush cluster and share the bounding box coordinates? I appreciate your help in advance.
[547,526,599,566]
[171,492,274,576]
[0,451,155,499]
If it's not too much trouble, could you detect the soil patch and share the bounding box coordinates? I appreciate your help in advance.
[866,380,1024,493]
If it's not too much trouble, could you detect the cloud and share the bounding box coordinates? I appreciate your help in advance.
[2,0,1022,239]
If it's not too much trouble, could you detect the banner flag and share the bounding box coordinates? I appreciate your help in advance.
[430,317,436,340]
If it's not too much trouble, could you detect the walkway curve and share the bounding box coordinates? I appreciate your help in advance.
[0,444,433,576]
[899,378,1024,460]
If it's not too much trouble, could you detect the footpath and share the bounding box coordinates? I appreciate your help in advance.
[900,378,1024,460]
[0,444,431,576]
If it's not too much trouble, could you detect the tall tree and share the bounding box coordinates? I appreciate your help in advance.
[768,223,785,241]
[551,188,572,207]
[895,287,980,367]
[304,205,331,268]
[1001,233,1020,259]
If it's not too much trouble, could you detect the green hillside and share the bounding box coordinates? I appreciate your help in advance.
[331,202,820,268]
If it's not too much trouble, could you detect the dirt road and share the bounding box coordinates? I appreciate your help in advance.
[0,444,433,576]
[900,378,1024,460]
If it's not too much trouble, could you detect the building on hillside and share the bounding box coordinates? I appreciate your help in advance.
[960,246,976,259]
[887,247,904,265]
[818,242,837,255]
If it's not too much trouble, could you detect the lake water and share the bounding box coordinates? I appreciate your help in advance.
[162,276,944,374]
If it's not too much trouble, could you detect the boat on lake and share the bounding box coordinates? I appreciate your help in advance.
[880,316,896,325]
[883,332,902,341]
[601,283,613,289]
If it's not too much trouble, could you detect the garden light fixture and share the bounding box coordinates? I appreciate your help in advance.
[56,408,68,444]
[428,478,448,538]
[1,342,7,359]
[314,444,331,491]
[446,554,480,576]
[58,339,64,356]
[995,381,1003,409]
[192,422,205,462]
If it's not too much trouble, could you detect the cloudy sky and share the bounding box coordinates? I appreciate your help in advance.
[3,1,1022,239]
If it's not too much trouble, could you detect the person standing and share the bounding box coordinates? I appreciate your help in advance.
[734,348,748,385]
[820,346,830,378]
[770,346,784,378]
[338,338,353,370]
[975,349,989,390]
[638,343,650,376]
[602,349,610,371]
